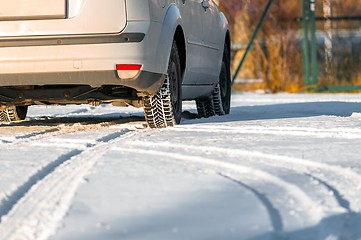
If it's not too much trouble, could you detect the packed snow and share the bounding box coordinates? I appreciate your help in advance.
[1,92,361,240]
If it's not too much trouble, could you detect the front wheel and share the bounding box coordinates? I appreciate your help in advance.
[0,106,28,122]
[143,41,182,128]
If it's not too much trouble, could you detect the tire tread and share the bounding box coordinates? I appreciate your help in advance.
[0,106,27,123]
[143,41,181,128]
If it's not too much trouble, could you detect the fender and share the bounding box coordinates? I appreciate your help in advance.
[217,12,231,73]
[220,12,231,42]
[202,11,230,90]
[154,4,183,75]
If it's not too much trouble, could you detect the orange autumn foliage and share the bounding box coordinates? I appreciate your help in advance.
[219,0,361,92]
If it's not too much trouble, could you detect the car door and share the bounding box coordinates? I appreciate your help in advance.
[199,0,222,84]
[177,0,205,85]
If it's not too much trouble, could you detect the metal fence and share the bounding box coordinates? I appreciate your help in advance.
[302,0,361,91]
[230,0,361,92]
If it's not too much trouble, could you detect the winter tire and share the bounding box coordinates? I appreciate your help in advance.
[196,44,231,118]
[0,106,28,122]
[143,41,182,128]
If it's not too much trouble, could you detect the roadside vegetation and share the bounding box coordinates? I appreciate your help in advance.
[219,0,361,92]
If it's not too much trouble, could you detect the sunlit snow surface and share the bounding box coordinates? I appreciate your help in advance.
[1,92,361,240]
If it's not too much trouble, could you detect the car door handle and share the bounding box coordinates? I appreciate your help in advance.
[202,0,210,10]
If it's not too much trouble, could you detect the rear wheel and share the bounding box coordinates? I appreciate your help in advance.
[196,44,231,118]
[143,41,182,128]
[0,106,28,122]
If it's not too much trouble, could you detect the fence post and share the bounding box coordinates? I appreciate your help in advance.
[323,0,333,84]
[231,0,274,84]
[309,0,319,86]
[302,0,311,88]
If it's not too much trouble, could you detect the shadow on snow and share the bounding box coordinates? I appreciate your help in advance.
[183,101,361,124]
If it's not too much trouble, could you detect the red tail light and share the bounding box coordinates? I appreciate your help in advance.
[116,64,142,79]
[116,64,142,71]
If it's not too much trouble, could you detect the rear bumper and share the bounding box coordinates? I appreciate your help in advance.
[0,70,165,96]
[0,21,168,95]
[0,33,145,48]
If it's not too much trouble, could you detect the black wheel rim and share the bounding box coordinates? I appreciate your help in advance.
[219,62,231,113]
[169,58,181,122]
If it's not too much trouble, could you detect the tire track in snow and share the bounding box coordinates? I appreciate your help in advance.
[0,127,146,240]
[127,141,361,213]
[113,146,325,230]
[0,128,60,144]
[218,173,284,234]
[0,119,140,146]
[0,150,82,221]
[305,174,352,213]
[176,125,361,139]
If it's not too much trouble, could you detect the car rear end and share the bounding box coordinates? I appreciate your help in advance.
[0,0,166,107]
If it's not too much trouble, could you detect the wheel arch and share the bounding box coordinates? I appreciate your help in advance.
[156,4,184,76]
[219,12,231,63]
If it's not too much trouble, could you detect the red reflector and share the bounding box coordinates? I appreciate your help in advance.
[116,64,142,71]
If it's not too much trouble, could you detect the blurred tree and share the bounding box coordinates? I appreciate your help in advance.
[219,0,303,92]
[218,0,361,92]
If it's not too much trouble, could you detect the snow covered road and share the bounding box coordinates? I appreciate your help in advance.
[1,93,361,240]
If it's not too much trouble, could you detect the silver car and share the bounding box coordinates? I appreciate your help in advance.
[0,0,231,128]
